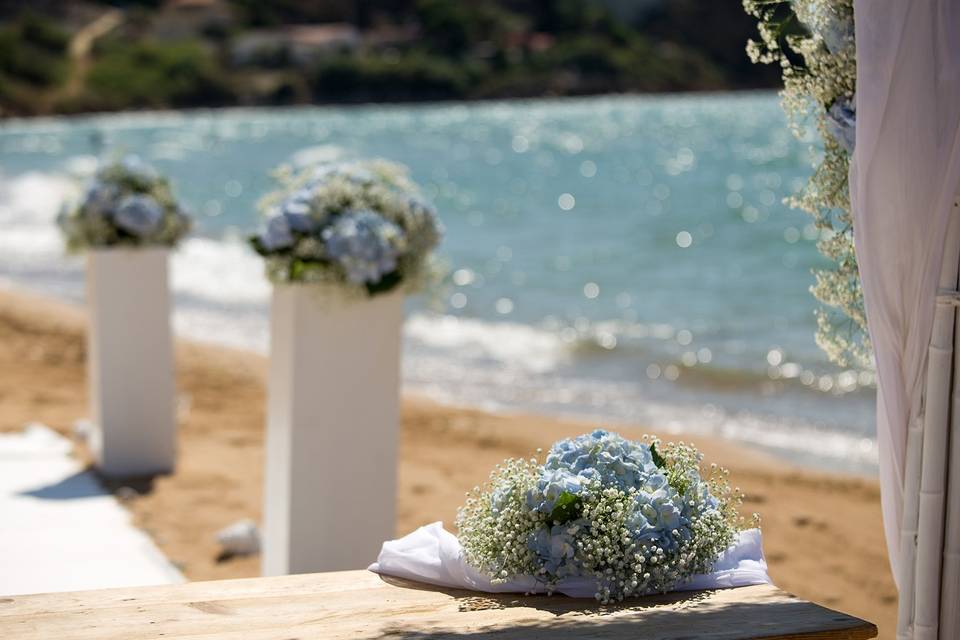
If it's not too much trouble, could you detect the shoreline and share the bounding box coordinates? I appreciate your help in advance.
[0,89,780,127]
[0,284,897,637]
[404,389,880,481]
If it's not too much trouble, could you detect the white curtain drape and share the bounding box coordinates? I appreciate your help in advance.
[851,1,960,638]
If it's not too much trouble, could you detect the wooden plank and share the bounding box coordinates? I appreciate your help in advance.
[0,570,878,640]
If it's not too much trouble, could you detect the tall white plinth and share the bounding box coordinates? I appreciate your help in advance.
[262,285,404,576]
[86,248,176,477]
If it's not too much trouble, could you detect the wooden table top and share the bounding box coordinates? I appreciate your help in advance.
[0,569,878,639]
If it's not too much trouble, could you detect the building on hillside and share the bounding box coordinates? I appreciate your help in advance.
[231,24,360,67]
[152,0,234,40]
[361,23,419,50]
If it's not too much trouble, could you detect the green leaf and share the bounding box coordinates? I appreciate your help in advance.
[650,441,666,469]
[548,491,581,524]
[365,269,403,296]
[248,235,268,256]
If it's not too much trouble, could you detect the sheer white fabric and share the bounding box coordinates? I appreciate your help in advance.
[368,522,770,597]
[853,3,960,638]
[851,0,960,589]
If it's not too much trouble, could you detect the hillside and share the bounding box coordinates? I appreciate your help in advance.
[0,0,785,116]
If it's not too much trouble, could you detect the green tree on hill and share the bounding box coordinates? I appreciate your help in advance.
[72,40,235,111]
[0,12,69,87]
[0,0,784,116]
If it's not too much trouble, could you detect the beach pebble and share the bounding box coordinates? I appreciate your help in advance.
[217,519,260,556]
[73,419,93,443]
[114,486,140,502]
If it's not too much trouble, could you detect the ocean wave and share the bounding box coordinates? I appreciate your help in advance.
[629,400,878,471]
[401,362,879,473]
[0,171,75,245]
[406,310,874,398]
[405,313,567,374]
[0,171,83,300]
[171,238,270,307]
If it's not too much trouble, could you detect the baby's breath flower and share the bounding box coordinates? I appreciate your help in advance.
[456,430,746,603]
[744,0,867,368]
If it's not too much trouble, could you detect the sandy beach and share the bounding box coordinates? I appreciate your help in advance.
[0,285,897,637]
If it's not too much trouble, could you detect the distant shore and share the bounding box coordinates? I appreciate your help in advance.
[0,87,780,124]
[0,285,896,638]
[0,3,782,119]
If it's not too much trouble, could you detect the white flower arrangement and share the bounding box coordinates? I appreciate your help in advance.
[743,0,866,367]
[57,155,192,252]
[250,159,442,297]
[456,430,754,603]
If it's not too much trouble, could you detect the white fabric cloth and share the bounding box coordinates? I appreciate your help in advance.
[851,0,960,586]
[0,424,184,596]
[368,522,770,597]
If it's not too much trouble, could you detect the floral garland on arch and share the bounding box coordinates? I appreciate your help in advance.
[250,159,442,298]
[743,0,866,367]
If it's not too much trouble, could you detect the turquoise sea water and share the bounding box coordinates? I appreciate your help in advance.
[0,92,877,473]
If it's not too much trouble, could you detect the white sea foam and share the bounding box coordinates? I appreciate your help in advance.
[0,170,74,241]
[405,313,567,374]
[171,238,270,307]
[289,145,345,168]
[636,401,878,470]
[0,171,84,299]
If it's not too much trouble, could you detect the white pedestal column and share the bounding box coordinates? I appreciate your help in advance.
[262,285,404,576]
[86,248,176,477]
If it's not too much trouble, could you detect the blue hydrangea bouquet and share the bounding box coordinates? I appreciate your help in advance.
[250,159,442,297]
[455,430,756,603]
[57,155,192,252]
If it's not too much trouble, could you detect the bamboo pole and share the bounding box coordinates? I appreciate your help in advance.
[897,419,924,640]
[912,206,960,640]
[938,194,960,640]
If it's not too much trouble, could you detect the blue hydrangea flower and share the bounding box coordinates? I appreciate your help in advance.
[825,97,856,154]
[627,474,687,552]
[820,13,854,55]
[528,522,582,578]
[681,467,720,521]
[544,429,658,490]
[526,468,585,514]
[81,181,119,218]
[257,214,295,251]
[490,485,513,514]
[113,194,163,237]
[279,189,317,233]
[797,7,852,56]
[685,477,720,517]
[322,210,404,285]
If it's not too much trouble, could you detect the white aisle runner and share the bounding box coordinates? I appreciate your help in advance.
[0,424,183,596]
